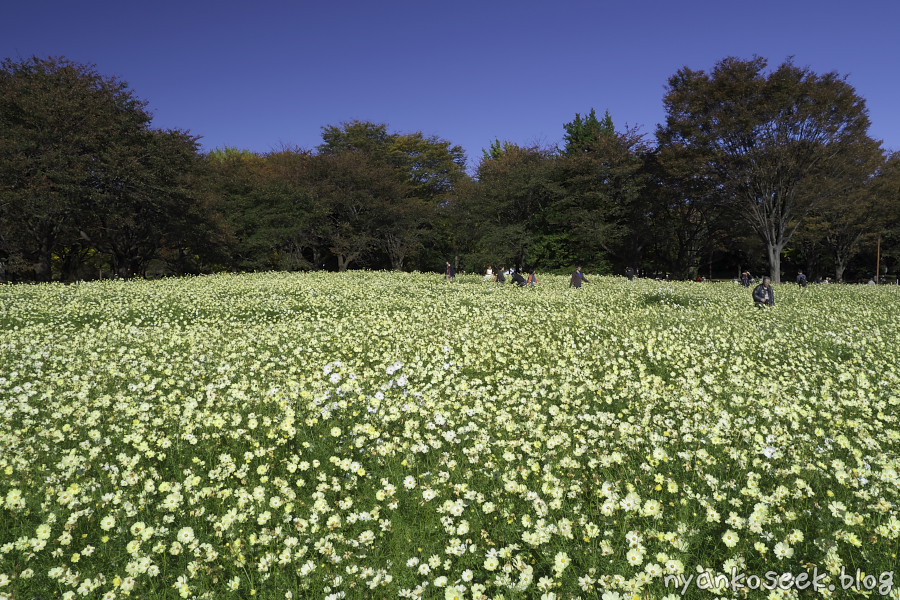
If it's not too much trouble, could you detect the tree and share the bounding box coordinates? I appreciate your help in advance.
[644,148,726,279]
[318,120,466,270]
[257,149,327,271]
[310,151,407,271]
[204,147,269,270]
[793,149,885,281]
[562,108,615,156]
[867,152,900,281]
[658,56,880,282]
[0,56,207,280]
[553,114,650,272]
[467,143,559,270]
[0,57,144,279]
[80,128,204,278]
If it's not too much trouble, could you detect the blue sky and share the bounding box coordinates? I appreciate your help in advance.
[4,0,898,168]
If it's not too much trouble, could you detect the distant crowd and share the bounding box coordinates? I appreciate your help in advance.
[444,262,897,308]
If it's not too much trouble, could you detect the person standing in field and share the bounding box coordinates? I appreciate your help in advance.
[570,266,589,288]
[445,261,455,282]
[796,271,808,288]
[625,266,635,281]
[753,276,775,307]
[741,270,752,287]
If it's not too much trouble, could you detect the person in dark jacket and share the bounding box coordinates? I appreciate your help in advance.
[753,276,775,306]
[796,271,808,288]
[511,271,526,286]
[495,268,506,284]
[740,271,752,287]
[445,261,455,282]
[570,266,589,288]
[625,266,635,281]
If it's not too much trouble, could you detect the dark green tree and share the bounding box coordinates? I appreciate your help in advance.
[0,56,208,280]
[466,144,560,270]
[562,108,615,156]
[658,56,880,282]
[553,117,650,272]
[318,120,466,270]
[0,57,145,279]
[203,148,269,270]
[792,148,884,281]
[649,141,728,279]
[80,128,204,278]
[310,151,407,271]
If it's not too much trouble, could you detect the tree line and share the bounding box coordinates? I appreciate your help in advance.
[2,55,898,284]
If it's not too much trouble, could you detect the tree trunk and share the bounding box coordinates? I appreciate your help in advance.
[311,247,323,271]
[766,243,783,284]
[835,260,846,283]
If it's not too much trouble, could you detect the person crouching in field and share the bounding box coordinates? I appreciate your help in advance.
[570,266,589,288]
[753,276,775,307]
[511,270,526,286]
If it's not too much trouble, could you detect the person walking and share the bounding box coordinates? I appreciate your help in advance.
[752,276,775,307]
[445,261,455,282]
[570,266,589,288]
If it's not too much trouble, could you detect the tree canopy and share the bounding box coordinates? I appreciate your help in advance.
[0,56,209,279]
[656,56,882,282]
[2,54,897,283]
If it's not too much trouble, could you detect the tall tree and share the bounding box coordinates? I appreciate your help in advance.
[553,114,650,272]
[644,147,725,279]
[310,151,407,271]
[81,128,204,278]
[562,108,615,156]
[0,56,207,280]
[318,121,466,270]
[0,57,147,279]
[204,148,270,270]
[793,148,885,281]
[467,144,559,270]
[658,56,880,282]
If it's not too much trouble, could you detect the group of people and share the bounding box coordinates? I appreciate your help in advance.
[743,269,834,288]
[448,264,638,289]
[481,265,538,287]
[448,262,823,308]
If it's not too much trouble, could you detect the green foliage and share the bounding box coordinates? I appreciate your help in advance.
[562,108,615,156]
[0,56,213,280]
[2,54,896,282]
[481,138,520,161]
[657,56,882,282]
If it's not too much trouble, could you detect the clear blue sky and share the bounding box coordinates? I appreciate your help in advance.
[4,0,898,168]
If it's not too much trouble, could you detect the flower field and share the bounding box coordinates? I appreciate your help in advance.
[1,271,899,600]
